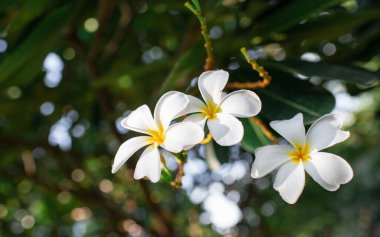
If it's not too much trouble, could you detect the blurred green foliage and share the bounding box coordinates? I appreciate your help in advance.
[0,0,379,236]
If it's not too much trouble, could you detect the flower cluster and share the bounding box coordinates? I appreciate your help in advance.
[112,70,261,181]
[112,69,354,204]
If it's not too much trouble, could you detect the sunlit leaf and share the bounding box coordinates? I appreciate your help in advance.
[0,3,73,86]
[261,60,380,85]
[241,118,272,153]
[253,0,346,36]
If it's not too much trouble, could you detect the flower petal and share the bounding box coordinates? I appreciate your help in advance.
[270,113,305,147]
[184,113,207,129]
[154,91,188,130]
[305,152,353,190]
[306,114,350,152]
[198,70,229,105]
[161,121,204,153]
[304,162,339,191]
[134,145,161,183]
[274,162,305,204]
[112,136,152,173]
[121,105,156,134]
[219,90,262,117]
[207,113,243,146]
[251,145,292,178]
[177,95,205,117]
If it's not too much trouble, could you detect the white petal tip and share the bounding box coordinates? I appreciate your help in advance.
[283,198,298,205]
[150,178,160,183]
[250,168,261,179]
[111,166,118,174]
[278,190,301,204]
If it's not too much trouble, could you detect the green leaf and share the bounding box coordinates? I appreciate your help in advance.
[258,76,335,123]
[230,69,335,124]
[204,142,223,171]
[253,0,345,36]
[0,0,16,13]
[6,0,55,40]
[261,60,380,85]
[241,118,273,153]
[284,8,380,43]
[158,46,204,95]
[0,3,73,86]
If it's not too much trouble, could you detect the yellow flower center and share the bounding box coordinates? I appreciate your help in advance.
[147,124,165,145]
[289,144,310,163]
[201,101,222,120]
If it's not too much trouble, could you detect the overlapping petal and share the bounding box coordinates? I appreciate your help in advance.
[154,91,188,130]
[121,105,156,134]
[303,162,339,191]
[177,95,205,117]
[198,70,228,105]
[162,121,204,153]
[112,136,152,173]
[274,161,305,204]
[270,113,305,146]
[134,145,161,183]
[184,113,207,129]
[251,145,291,178]
[207,113,243,146]
[306,152,353,189]
[219,90,262,118]
[306,114,350,152]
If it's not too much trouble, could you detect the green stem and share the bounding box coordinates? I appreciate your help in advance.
[184,0,214,70]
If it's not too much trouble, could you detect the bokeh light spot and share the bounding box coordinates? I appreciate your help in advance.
[99,179,113,193]
[57,191,72,204]
[84,18,99,32]
[7,86,22,99]
[21,215,35,229]
[70,207,92,221]
[71,169,85,182]
[40,102,55,116]
[0,39,8,53]
[63,48,76,60]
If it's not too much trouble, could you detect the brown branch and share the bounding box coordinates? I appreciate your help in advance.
[227,47,272,89]
[171,160,185,189]
[140,181,173,237]
[72,2,175,235]
[0,135,85,158]
[64,26,86,56]
[101,0,132,63]
[250,117,278,144]
[185,0,214,70]
[87,0,117,69]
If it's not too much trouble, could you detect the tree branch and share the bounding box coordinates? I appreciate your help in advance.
[185,0,214,70]
[101,0,132,63]
[227,47,272,89]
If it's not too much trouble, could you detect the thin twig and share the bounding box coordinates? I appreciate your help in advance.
[64,26,86,56]
[140,181,173,237]
[160,154,174,181]
[250,117,278,144]
[171,153,187,189]
[87,0,117,70]
[227,47,272,89]
[101,0,132,63]
[199,133,212,145]
[185,0,214,70]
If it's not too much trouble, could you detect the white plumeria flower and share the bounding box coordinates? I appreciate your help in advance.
[251,113,353,204]
[181,70,262,146]
[112,91,204,183]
